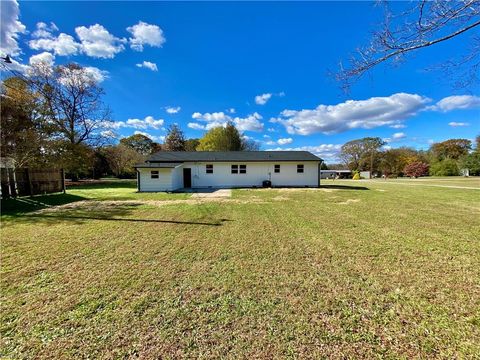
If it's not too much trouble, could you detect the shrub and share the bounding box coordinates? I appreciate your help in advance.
[352,171,360,180]
[404,161,429,178]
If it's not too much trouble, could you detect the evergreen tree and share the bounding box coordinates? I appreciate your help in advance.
[164,124,186,151]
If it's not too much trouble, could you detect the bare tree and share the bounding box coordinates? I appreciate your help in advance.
[336,0,480,91]
[30,62,112,145]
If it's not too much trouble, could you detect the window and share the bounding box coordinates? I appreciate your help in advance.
[274,164,280,173]
[297,164,304,173]
[231,164,246,174]
[151,170,159,179]
[206,164,213,174]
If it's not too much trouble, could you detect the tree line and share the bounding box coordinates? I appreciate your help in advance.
[335,137,480,177]
[1,62,258,179]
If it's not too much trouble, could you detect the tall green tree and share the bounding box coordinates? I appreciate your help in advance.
[185,138,200,151]
[197,122,259,151]
[164,124,186,151]
[430,139,472,161]
[120,133,158,155]
[0,77,44,167]
[197,122,245,151]
[103,144,144,177]
[340,137,385,173]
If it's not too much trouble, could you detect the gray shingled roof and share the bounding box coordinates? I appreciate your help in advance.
[145,151,322,162]
[134,162,182,168]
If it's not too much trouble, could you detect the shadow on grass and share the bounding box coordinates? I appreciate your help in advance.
[320,185,369,191]
[3,198,230,227]
[23,214,229,226]
[1,193,86,217]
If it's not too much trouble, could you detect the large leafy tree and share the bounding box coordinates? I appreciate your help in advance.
[103,144,144,177]
[164,124,186,151]
[185,138,200,151]
[0,77,45,167]
[380,147,420,177]
[430,139,472,160]
[197,122,248,151]
[340,137,385,173]
[120,133,158,155]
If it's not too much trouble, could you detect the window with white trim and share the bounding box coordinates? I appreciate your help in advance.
[274,164,280,173]
[297,164,304,173]
[206,164,213,174]
[151,170,159,179]
[231,164,247,174]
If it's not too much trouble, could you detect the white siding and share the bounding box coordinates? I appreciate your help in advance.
[171,166,184,190]
[185,161,319,188]
[138,168,174,191]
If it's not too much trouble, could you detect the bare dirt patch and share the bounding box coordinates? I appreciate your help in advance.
[337,199,360,205]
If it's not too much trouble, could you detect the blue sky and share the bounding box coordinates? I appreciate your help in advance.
[1,1,479,162]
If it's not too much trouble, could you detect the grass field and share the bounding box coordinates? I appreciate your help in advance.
[1,179,479,358]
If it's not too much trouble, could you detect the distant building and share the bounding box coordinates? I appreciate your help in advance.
[320,169,352,179]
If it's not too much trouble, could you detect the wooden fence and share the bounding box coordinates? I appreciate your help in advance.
[0,168,65,198]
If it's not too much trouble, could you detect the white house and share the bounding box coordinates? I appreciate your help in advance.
[135,151,322,192]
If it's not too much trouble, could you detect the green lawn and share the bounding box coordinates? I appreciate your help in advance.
[1,179,479,358]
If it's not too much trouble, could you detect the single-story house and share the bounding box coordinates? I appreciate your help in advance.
[135,151,322,192]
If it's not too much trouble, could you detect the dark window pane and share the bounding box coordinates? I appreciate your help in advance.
[274,165,280,173]
[239,165,247,174]
[206,164,213,174]
[297,164,304,173]
[151,170,159,179]
[231,165,238,174]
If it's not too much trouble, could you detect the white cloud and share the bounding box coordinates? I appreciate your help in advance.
[267,127,276,132]
[389,123,406,129]
[448,122,470,127]
[136,60,158,71]
[165,106,181,114]
[233,112,264,132]
[127,21,165,51]
[134,130,164,142]
[32,22,58,39]
[272,93,430,135]
[431,95,480,112]
[255,93,272,105]
[75,24,125,58]
[84,66,108,83]
[189,111,264,132]
[228,108,236,114]
[266,144,342,163]
[29,33,81,56]
[100,130,118,139]
[0,0,26,56]
[187,122,206,130]
[110,116,164,130]
[392,132,406,140]
[29,52,55,67]
[255,92,285,105]
[277,138,293,145]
